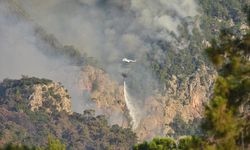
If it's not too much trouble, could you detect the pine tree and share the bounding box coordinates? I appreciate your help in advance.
[203,6,250,149]
[47,135,66,150]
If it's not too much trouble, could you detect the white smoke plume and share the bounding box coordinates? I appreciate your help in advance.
[0,0,199,122]
[21,0,197,89]
[18,0,198,74]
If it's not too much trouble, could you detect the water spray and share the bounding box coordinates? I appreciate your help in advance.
[123,79,139,129]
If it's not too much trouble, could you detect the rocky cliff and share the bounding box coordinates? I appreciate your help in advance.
[136,64,216,140]
[79,65,131,127]
[0,77,72,114]
[29,82,72,114]
[77,64,216,141]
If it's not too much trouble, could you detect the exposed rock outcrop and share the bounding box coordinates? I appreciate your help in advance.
[78,64,216,141]
[0,77,72,114]
[29,83,72,114]
[79,65,131,127]
[135,64,216,140]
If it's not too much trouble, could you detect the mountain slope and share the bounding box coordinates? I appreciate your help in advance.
[1,0,249,142]
[0,77,137,149]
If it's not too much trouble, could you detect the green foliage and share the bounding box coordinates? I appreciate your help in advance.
[0,77,137,149]
[20,76,52,86]
[178,136,204,150]
[91,79,99,92]
[244,5,250,25]
[198,0,248,41]
[47,135,66,150]
[198,0,244,19]
[0,144,38,150]
[202,7,250,149]
[169,114,202,137]
[133,137,176,150]
[0,77,52,94]
[133,136,205,150]
[0,136,65,150]
[0,77,54,112]
[26,110,49,124]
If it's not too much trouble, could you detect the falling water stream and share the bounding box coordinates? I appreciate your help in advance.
[123,81,139,129]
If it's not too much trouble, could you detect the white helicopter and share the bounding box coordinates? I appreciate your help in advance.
[121,58,136,78]
[122,58,136,63]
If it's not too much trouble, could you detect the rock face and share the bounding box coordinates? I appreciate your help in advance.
[79,65,131,127]
[136,65,216,140]
[0,77,72,114]
[29,83,72,114]
[78,64,216,141]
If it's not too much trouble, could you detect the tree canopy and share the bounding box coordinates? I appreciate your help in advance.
[202,6,250,149]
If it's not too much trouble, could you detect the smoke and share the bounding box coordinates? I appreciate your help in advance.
[18,0,198,71]
[0,1,91,112]
[22,0,196,89]
[0,0,199,119]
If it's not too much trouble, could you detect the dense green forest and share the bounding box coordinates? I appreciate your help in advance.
[0,136,66,150]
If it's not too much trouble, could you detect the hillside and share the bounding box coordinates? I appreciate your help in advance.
[0,77,137,149]
[0,0,249,143]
